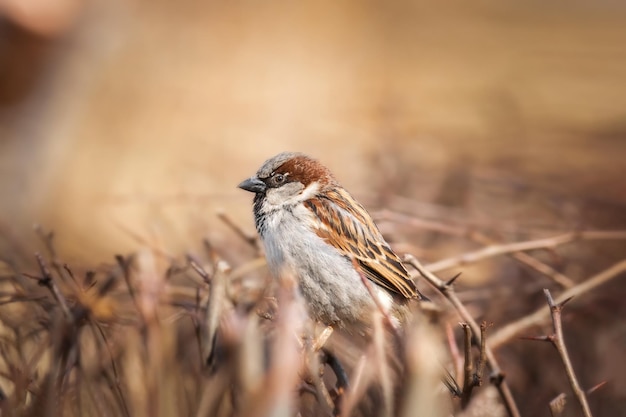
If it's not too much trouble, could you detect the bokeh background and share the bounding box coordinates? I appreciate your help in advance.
[1,0,625,415]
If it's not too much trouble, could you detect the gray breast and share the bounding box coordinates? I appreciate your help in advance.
[260,206,375,325]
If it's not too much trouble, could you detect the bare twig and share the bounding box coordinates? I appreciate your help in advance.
[477,321,488,383]
[468,232,575,288]
[33,253,73,322]
[446,323,463,384]
[112,221,175,260]
[217,211,259,249]
[34,226,81,290]
[458,321,488,408]
[460,323,476,408]
[33,225,57,258]
[542,289,593,417]
[489,260,626,349]
[115,255,138,307]
[426,230,626,273]
[405,255,521,417]
[374,210,471,237]
[91,324,131,417]
[547,380,606,416]
[586,381,607,395]
[186,254,211,284]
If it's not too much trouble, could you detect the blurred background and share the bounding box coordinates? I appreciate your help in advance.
[1,0,625,414]
[1,0,625,259]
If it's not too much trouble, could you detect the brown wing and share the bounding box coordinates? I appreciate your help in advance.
[304,188,420,300]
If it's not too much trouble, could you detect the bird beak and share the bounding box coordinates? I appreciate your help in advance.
[238,177,267,193]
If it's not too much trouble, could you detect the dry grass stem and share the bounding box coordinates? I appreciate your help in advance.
[2,199,623,417]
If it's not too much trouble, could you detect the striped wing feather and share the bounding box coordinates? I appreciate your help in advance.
[304,189,418,300]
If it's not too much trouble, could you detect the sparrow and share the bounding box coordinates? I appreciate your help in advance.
[238,152,426,328]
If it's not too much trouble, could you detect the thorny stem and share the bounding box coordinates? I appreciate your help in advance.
[543,289,593,417]
[489,260,626,349]
[405,254,521,417]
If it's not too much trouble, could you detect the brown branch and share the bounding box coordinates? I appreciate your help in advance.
[586,381,607,395]
[374,210,470,237]
[446,323,463,385]
[115,255,138,307]
[33,253,73,322]
[542,289,593,417]
[459,321,489,408]
[505,251,574,288]
[217,211,259,250]
[34,226,80,290]
[488,260,626,349]
[468,232,575,288]
[460,323,476,408]
[405,255,521,417]
[476,321,488,383]
[186,254,211,284]
[426,230,626,273]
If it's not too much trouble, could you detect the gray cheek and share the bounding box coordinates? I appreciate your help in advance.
[264,183,304,207]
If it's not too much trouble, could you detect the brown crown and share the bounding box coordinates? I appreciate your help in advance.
[274,155,336,188]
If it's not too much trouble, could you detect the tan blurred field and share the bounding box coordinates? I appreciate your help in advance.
[1,1,625,416]
[1,0,625,258]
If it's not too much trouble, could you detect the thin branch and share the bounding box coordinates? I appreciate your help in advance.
[477,321,488,383]
[458,321,489,408]
[425,230,626,273]
[33,253,73,323]
[460,323,476,408]
[34,226,80,290]
[186,254,211,284]
[586,381,607,395]
[217,211,259,250]
[489,260,626,349]
[405,255,521,417]
[115,255,138,307]
[543,289,593,417]
[469,232,575,288]
[446,323,463,385]
[91,323,131,417]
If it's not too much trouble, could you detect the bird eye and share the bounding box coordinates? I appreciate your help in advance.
[273,173,285,185]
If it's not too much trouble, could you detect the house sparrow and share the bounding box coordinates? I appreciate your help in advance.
[238,152,426,328]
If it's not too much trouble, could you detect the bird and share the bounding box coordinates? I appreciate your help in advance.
[238,152,427,329]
